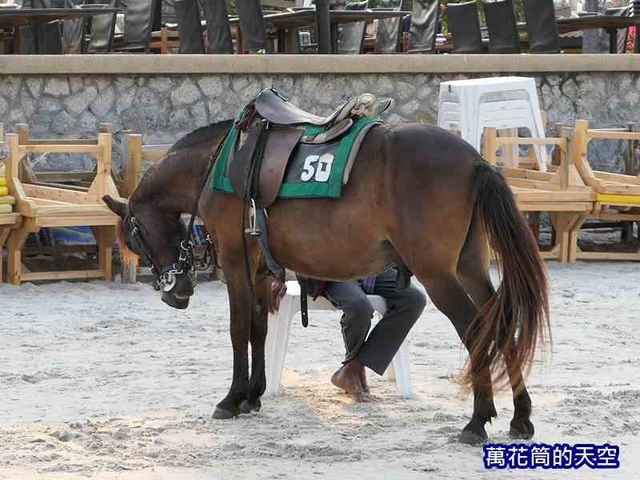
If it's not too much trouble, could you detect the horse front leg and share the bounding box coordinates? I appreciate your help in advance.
[213,268,253,419]
[238,272,270,413]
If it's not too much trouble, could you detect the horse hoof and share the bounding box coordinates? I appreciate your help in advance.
[212,406,238,420]
[509,419,535,439]
[239,398,261,414]
[458,429,487,445]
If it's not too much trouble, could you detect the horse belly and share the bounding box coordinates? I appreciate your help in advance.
[266,197,396,281]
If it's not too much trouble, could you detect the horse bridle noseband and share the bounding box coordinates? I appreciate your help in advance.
[126,213,212,292]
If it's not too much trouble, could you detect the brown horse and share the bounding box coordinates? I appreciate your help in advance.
[103,119,549,445]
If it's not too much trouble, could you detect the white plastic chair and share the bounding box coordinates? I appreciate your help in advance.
[437,76,549,172]
[265,280,413,397]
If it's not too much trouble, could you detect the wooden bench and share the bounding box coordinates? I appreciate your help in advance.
[4,128,121,284]
[566,119,640,261]
[483,126,596,262]
[0,123,22,281]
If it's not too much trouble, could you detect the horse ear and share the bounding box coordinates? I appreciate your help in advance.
[102,195,128,219]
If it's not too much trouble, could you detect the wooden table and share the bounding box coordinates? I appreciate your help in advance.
[557,15,640,53]
[0,7,122,29]
[229,9,409,53]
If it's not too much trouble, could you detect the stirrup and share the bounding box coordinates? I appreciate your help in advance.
[244,198,262,237]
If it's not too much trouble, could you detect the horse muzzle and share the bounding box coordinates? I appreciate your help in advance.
[160,271,194,310]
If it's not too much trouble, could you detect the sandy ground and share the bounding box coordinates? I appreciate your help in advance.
[0,262,639,479]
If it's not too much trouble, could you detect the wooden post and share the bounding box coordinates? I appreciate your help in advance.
[0,227,11,282]
[121,257,138,284]
[124,133,142,198]
[501,128,519,168]
[16,124,36,184]
[483,127,498,164]
[7,221,32,285]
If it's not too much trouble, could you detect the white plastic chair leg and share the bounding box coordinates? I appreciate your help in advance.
[265,292,298,396]
[389,340,413,397]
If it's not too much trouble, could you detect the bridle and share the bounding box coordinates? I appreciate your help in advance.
[124,135,227,292]
[125,213,213,292]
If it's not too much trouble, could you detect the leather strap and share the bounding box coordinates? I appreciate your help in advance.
[299,277,309,328]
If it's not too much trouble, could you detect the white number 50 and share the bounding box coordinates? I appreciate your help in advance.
[300,153,334,182]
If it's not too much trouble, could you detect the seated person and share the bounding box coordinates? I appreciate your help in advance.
[301,267,426,401]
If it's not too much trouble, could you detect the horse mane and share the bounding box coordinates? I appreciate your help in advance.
[131,119,233,205]
[168,119,233,154]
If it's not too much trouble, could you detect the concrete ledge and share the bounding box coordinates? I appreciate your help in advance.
[2,54,640,75]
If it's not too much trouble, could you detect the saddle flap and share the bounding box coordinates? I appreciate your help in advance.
[257,126,304,208]
[227,123,264,200]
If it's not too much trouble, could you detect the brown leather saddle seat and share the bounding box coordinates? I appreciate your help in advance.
[254,88,354,126]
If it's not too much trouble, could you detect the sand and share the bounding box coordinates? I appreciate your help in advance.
[0,262,638,479]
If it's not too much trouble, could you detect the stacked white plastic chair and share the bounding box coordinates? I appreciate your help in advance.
[437,76,549,172]
[265,280,413,397]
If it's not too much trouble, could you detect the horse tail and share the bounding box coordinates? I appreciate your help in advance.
[467,159,550,389]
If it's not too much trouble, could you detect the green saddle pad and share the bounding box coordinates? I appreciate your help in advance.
[210,117,382,199]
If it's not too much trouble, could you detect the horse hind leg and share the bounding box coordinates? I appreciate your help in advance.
[456,220,534,440]
[239,272,270,414]
[415,269,497,445]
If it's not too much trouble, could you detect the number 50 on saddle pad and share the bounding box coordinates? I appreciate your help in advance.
[211,116,382,200]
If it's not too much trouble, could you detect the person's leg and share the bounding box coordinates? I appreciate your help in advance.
[323,281,374,362]
[323,281,374,400]
[235,0,268,52]
[202,0,234,53]
[356,268,427,375]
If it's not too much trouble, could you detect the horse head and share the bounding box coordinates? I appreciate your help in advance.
[103,194,194,309]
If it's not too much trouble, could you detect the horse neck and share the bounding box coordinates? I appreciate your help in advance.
[130,139,222,217]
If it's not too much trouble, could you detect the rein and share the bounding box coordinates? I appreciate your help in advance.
[127,130,229,292]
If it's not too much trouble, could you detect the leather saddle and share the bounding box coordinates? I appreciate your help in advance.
[254,88,355,126]
[227,88,365,209]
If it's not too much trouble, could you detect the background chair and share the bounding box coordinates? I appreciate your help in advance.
[116,0,157,52]
[482,125,595,262]
[336,0,369,54]
[407,0,440,53]
[4,127,120,285]
[175,0,204,53]
[523,0,560,53]
[62,0,85,54]
[374,0,406,53]
[446,0,484,54]
[437,76,549,171]
[483,0,520,54]
[82,0,120,53]
[17,0,64,54]
[567,120,640,262]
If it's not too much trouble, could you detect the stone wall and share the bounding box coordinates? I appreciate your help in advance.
[1,72,639,172]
